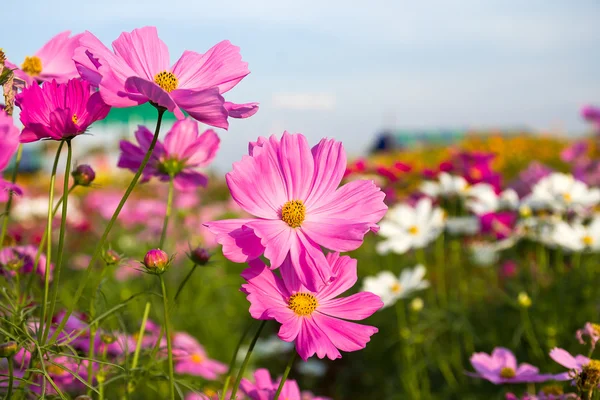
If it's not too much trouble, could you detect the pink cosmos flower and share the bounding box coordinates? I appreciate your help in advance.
[118,118,219,190]
[240,368,302,400]
[74,26,258,128]
[468,347,553,384]
[5,31,82,86]
[582,105,600,128]
[241,252,383,360]
[0,245,52,281]
[16,78,110,143]
[0,111,21,201]
[479,211,517,240]
[576,323,600,350]
[549,348,592,381]
[206,132,387,290]
[172,332,227,380]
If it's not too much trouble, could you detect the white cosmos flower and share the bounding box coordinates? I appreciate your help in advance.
[466,183,519,215]
[522,173,600,213]
[550,218,600,252]
[469,238,516,267]
[445,216,480,236]
[420,172,469,198]
[361,265,430,308]
[376,198,445,255]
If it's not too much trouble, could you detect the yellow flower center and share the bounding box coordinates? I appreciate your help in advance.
[592,323,600,335]
[582,235,593,246]
[500,367,516,379]
[47,364,66,376]
[72,114,78,125]
[281,200,306,228]
[191,353,203,364]
[391,283,402,294]
[563,193,572,203]
[288,293,318,316]
[408,225,419,235]
[470,167,482,180]
[154,71,178,92]
[588,359,600,371]
[21,56,42,76]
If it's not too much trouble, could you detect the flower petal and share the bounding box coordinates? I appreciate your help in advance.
[318,292,383,320]
[203,219,265,262]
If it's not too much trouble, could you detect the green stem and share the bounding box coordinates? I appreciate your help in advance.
[39,141,64,343]
[0,144,22,247]
[132,302,152,371]
[174,264,198,302]
[160,275,175,400]
[43,139,72,345]
[5,356,13,400]
[159,175,175,249]
[220,321,254,400]
[230,320,267,400]
[88,324,97,395]
[521,308,543,361]
[273,352,296,400]
[436,233,447,307]
[50,107,166,344]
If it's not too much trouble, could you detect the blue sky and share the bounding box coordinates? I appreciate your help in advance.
[4,0,600,170]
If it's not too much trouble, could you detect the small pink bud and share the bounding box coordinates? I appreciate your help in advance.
[143,249,169,273]
[189,247,211,266]
[72,164,96,186]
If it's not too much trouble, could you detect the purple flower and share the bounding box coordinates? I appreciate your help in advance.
[549,348,591,381]
[0,111,21,201]
[576,323,600,350]
[510,162,554,197]
[118,118,219,191]
[468,347,553,384]
[172,332,226,380]
[561,141,589,163]
[0,245,52,281]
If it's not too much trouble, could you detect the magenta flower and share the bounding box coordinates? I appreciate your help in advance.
[479,211,517,240]
[0,111,21,201]
[206,132,387,290]
[171,332,226,380]
[240,368,302,400]
[16,78,110,143]
[468,347,553,384]
[576,323,600,350]
[550,348,592,381]
[5,31,82,86]
[582,105,600,128]
[0,245,52,281]
[74,26,258,128]
[242,252,383,360]
[118,118,219,190]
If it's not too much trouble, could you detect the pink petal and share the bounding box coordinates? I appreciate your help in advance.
[277,313,302,342]
[305,138,346,208]
[171,41,249,93]
[123,76,177,112]
[550,348,587,369]
[111,26,170,80]
[182,129,220,167]
[314,253,356,301]
[224,101,259,119]
[288,230,332,291]
[296,316,341,361]
[174,171,209,191]
[318,292,383,320]
[170,88,228,128]
[241,260,289,320]
[301,219,378,252]
[203,219,264,262]
[163,118,199,156]
[492,347,518,370]
[278,132,315,200]
[246,219,294,269]
[312,313,378,354]
[36,31,82,82]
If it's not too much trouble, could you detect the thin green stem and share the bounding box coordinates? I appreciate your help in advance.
[160,275,175,400]
[159,175,175,249]
[39,141,64,343]
[230,320,267,400]
[43,139,72,344]
[5,356,13,400]
[50,107,166,344]
[174,264,198,302]
[0,144,23,247]
[220,321,254,400]
[273,352,296,400]
[131,301,152,372]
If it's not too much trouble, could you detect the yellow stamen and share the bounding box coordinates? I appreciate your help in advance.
[582,235,593,246]
[288,293,318,316]
[408,225,419,235]
[281,200,306,228]
[154,71,178,92]
[21,56,42,77]
[592,323,600,335]
[563,193,572,203]
[191,353,203,364]
[72,114,78,125]
[391,283,402,294]
[500,367,516,379]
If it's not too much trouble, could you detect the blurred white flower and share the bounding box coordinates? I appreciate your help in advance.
[296,359,328,377]
[445,216,480,236]
[12,197,48,221]
[361,264,430,308]
[236,335,294,362]
[522,173,600,213]
[376,198,444,255]
[468,239,515,267]
[420,172,469,198]
[466,183,519,215]
[550,218,600,252]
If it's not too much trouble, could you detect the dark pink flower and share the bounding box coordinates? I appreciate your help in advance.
[240,368,302,400]
[5,31,82,86]
[0,111,21,201]
[582,105,600,127]
[468,347,553,384]
[16,78,110,143]
[74,26,258,128]
[479,211,517,240]
[0,245,52,281]
[118,118,219,190]
[172,332,227,380]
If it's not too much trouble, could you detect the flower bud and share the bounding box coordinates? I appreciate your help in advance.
[410,297,424,313]
[189,246,211,266]
[103,249,121,266]
[517,291,532,308]
[143,249,169,274]
[72,164,96,187]
[0,341,18,358]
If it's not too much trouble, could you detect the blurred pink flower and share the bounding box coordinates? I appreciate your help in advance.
[0,245,52,281]
[240,368,302,400]
[16,79,110,143]
[206,132,387,290]
[576,323,600,350]
[468,347,553,384]
[118,118,219,190]
[549,348,591,381]
[581,105,600,128]
[5,31,82,86]
[0,111,21,201]
[74,26,258,128]
[172,332,227,380]
[479,211,517,240]
[501,260,518,279]
[242,253,383,360]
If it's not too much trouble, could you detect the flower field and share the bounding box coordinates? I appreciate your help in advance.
[1,27,600,400]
